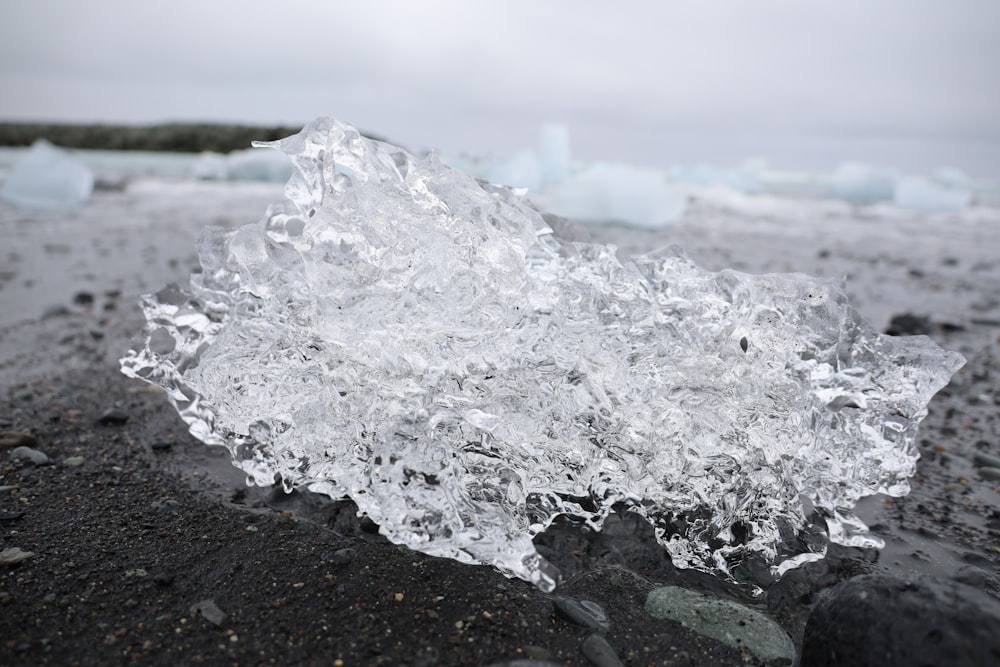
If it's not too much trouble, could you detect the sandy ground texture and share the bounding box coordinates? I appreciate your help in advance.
[1,182,999,666]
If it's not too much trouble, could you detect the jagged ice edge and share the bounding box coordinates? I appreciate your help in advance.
[121,118,965,592]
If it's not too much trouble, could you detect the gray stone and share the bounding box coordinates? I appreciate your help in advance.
[581,634,624,667]
[552,595,610,633]
[977,466,1000,481]
[96,408,129,425]
[645,586,795,666]
[0,547,35,566]
[972,452,1000,469]
[190,599,227,626]
[802,573,1000,667]
[63,456,85,467]
[10,446,49,465]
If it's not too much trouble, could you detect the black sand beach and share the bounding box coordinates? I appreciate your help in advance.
[2,182,999,666]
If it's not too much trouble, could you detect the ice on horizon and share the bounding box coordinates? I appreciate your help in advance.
[0,140,93,209]
[121,118,964,591]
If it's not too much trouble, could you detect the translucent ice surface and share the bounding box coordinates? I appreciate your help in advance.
[121,118,964,591]
[0,139,93,209]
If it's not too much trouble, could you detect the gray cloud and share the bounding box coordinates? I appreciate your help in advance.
[1,0,998,173]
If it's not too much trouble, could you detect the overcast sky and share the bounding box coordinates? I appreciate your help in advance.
[1,1,998,174]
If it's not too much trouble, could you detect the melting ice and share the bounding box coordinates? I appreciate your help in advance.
[121,118,964,591]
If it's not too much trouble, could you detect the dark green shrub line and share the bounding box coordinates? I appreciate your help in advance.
[0,122,330,153]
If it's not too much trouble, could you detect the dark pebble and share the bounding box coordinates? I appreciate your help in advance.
[0,510,27,521]
[153,572,175,586]
[581,634,624,667]
[802,573,1000,667]
[72,291,95,306]
[484,661,564,667]
[552,595,610,633]
[96,409,129,425]
[151,441,173,452]
[41,305,71,319]
[884,313,931,336]
[0,431,37,449]
[327,549,354,566]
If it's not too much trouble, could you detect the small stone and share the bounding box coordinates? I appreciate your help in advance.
[190,599,227,626]
[41,305,72,319]
[327,549,353,566]
[802,574,1000,667]
[96,409,129,425]
[953,565,992,588]
[978,466,1000,481]
[10,446,49,465]
[151,441,173,452]
[63,456,85,467]
[151,499,179,511]
[125,568,148,578]
[581,634,624,667]
[552,595,610,633]
[0,547,35,566]
[973,453,1000,469]
[885,313,931,336]
[0,432,36,449]
[72,291,95,306]
[645,587,795,666]
[153,573,175,586]
[484,661,564,667]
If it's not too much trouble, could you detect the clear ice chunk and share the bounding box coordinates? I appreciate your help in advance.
[120,118,964,591]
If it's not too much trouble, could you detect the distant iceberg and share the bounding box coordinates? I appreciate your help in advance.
[0,140,94,209]
[540,162,688,227]
[192,147,292,183]
[894,177,971,211]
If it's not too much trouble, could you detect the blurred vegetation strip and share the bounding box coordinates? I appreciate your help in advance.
[0,122,310,153]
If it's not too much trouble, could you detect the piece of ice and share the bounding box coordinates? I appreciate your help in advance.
[539,162,688,227]
[0,140,94,209]
[894,177,970,212]
[484,149,543,191]
[191,148,292,182]
[121,118,964,591]
[539,124,571,188]
[826,162,898,205]
[192,152,229,181]
[669,161,763,193]
[932,166,969,189]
